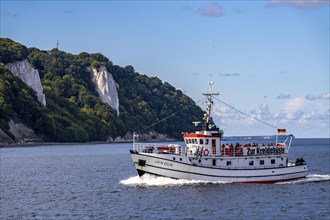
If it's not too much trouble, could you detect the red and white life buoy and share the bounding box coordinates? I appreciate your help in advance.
[276,143,285,147]
[204,149,209,156]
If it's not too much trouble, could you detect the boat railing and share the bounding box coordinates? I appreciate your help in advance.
[133,143,186,156]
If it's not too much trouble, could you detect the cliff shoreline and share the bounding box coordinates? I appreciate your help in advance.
[1,138,181,148]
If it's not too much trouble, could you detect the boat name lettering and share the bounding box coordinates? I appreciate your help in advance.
[247,147,285,156]
[155,160,173,167]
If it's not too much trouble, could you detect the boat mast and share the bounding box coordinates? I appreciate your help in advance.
[202,81,219,123]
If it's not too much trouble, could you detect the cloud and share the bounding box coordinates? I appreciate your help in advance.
[250,104,273,120]
[211,98,329,137]
[182,5,192,12]
[283,97,307,114]
[266,0,330,9]
[234,8,246,14]
[277,93,291,99]
[0,10,18,18]
[64,9,74,14]
[305,93,330,101]
[218,73,240,77]
[197,3,225,17]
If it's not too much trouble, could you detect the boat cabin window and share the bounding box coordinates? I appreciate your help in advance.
[206,139,209,145]
[249,161,254,166]
[260,160,264,165]
[212,159,216,166]
[185,139,189,144]
[271,159,275,164]
[200,139,203,145]
[226,161,231,166]
[212,139,216,154]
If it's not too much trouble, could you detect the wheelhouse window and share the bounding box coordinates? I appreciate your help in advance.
[271,159,275,164]
[260,160,264,165]
[206,139,209,145]
[200,139,204,145]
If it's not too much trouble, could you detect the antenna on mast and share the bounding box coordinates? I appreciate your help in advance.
[55,40,59,49]
[202,81,219,123]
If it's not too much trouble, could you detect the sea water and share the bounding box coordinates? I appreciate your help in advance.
[1,138,329,219]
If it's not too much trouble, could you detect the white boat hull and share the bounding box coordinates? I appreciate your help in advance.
[130,150,308,183]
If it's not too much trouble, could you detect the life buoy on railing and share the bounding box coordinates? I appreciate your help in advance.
[204,149,209,156]
[276,143,285,147]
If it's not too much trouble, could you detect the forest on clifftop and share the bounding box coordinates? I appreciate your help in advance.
[0,38,204,142]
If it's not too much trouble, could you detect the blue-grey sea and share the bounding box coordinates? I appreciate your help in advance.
[1,138,329,219]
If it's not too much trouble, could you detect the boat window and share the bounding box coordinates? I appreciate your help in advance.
[271,159,275,164]
[249,161,254,166]
[206,139,209,145]
[212,159,216,166]
[260,160,264,165]
[212,139,216,154]
[226,161,231,166]
[189,139,192,144]
[200,139,203,144]
[195,139,198,144]
[185,139,189,144]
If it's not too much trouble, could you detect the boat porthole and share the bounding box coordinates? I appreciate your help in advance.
[180,158,182,161]
[272,171,274,173]
[173,157,176,160]
[198,159,201,163]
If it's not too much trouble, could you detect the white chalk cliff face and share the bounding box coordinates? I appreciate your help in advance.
[91,66,119,116]
[6,59,46,106]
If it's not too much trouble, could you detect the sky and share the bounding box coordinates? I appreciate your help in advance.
[1,0,329,138]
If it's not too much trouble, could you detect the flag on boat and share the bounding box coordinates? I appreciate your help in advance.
[277,129,286,134]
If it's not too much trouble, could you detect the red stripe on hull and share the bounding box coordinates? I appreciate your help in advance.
[242,177,305,184]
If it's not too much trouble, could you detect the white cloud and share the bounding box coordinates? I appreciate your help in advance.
[197,3,225,17]
[211,97,329,137]
[283,97,307,114]
[250,104,273,120]
[267,0,329,9]
[306,93,330,100]
[320,93,330,99]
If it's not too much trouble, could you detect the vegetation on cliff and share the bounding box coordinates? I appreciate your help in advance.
[0,38,203,142]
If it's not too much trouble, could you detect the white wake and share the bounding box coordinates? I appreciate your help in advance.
[120,173,330,187]
[276,174,330,185]
[119,174,228,187]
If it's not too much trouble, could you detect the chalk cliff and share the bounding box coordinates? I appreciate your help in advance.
[90,66,119,116]
[6,59,46,106]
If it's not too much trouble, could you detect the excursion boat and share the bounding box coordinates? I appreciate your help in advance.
[129,83,307,183]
